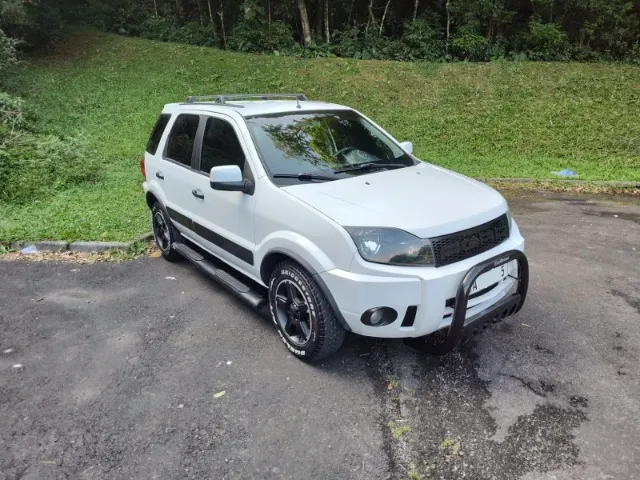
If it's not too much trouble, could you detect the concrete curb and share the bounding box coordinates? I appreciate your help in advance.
[9,232,154,254]
[68,241,131,253]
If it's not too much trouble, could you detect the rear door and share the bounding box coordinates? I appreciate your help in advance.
[188,114,257,273]
[158,113,202,233]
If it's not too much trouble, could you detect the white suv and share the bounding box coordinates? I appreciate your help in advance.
[142,94,529,361]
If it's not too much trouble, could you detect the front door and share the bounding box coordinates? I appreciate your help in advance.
[187,114,257,275]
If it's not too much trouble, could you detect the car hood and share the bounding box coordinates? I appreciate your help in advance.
[282,163,508,238]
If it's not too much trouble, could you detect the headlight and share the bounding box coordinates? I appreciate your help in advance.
[344,227,435,266]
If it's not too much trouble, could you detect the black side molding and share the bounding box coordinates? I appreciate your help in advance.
[404,250,529,355]
[166,206,193,230]
[166,207,254,265]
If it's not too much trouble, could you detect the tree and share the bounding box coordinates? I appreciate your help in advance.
[33,0,640,62]
[298,0,312,46]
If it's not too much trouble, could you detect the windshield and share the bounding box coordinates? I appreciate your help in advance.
[245,110,416,183]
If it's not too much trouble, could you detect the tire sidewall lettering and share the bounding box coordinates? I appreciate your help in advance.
[269,268,319,357]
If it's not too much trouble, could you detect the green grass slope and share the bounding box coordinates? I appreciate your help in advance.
[1,32,639,242]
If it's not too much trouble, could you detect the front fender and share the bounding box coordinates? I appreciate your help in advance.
[256,231,340,275]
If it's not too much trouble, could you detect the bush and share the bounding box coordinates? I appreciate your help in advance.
[332,26,394,60]
[451,27,490,61]
[143,18,215,47]
[229,18,294,53]
[629,42,640,65]
[400,19,445,61]
[140,18,218,47]
[0,28,19,88]
[524,20,566,61]
[111,4,149,36]
[0,91,29,130]
[170,22,217,47]
[1,1,63,49]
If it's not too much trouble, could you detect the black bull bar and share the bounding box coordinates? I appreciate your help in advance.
[404,250,529,355]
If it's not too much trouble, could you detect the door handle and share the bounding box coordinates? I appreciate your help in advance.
[192,189,204,199]
[156,171,164,180]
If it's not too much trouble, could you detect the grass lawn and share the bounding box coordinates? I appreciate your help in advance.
[1,31,639,242]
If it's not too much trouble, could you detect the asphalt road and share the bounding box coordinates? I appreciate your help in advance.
[1,192,639,480]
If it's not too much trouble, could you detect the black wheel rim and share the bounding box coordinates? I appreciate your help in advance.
[274,280,312,347]
[152,211,171,252]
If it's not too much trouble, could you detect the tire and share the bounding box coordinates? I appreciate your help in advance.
[268,261,345,361]
[151,202,181,262]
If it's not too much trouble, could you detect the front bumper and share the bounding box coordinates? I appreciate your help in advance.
[404,250,528,354]
[319,222,527,344]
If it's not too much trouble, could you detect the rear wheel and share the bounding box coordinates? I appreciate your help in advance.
[268,261,345,361]
[151,202,181,262]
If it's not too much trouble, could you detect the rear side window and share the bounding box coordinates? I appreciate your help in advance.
[165,114,200,167]
[146,114,170,154]
[200,117,246,174]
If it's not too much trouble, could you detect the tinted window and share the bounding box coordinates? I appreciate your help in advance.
[200,117,246,174]
[245,111,413,181]
[165,114,200,167]
[146,113,170,154]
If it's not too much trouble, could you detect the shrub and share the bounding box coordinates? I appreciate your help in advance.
[332,26,394,60]
[1,1,63,49]
[169,22,217,47]
[451,27,490,61]
[401,19,445,61]
[0,91,29,130]
[0,28,19,88]
[629,42,640,65]
[229,18,294,53]
[524,20,566,61]
[140,17,218,47]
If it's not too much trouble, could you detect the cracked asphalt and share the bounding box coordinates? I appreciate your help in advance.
[1,192,639,479]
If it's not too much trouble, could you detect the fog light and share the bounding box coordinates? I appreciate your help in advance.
[361,307,398,327]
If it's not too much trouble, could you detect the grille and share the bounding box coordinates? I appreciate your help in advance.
[431,214,509,267]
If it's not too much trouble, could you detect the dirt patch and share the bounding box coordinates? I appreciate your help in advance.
[27,32,107,67]
[491,181,640,197]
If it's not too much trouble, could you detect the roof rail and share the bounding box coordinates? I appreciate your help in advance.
[184,93,308,106]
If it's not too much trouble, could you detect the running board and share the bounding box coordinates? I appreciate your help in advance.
[173,243,267,309]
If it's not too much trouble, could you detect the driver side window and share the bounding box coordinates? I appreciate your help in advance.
[200,117,246,174]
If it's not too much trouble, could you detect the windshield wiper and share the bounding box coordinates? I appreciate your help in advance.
[273,173,337,182]
[333,162,406,174]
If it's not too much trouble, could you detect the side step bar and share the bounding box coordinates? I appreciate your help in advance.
[173,243,267,309]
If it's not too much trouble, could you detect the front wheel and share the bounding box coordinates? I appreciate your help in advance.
[268,261,345,362]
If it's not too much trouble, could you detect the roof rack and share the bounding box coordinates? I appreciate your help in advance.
[184,93,308,106]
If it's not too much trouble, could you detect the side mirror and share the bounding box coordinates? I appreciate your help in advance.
[210,165,254,195]
[399,141,413,155]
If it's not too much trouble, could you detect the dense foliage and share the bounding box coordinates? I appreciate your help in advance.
[0,2,101,205]
[60,0,640,62]
[0,0,638,62]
